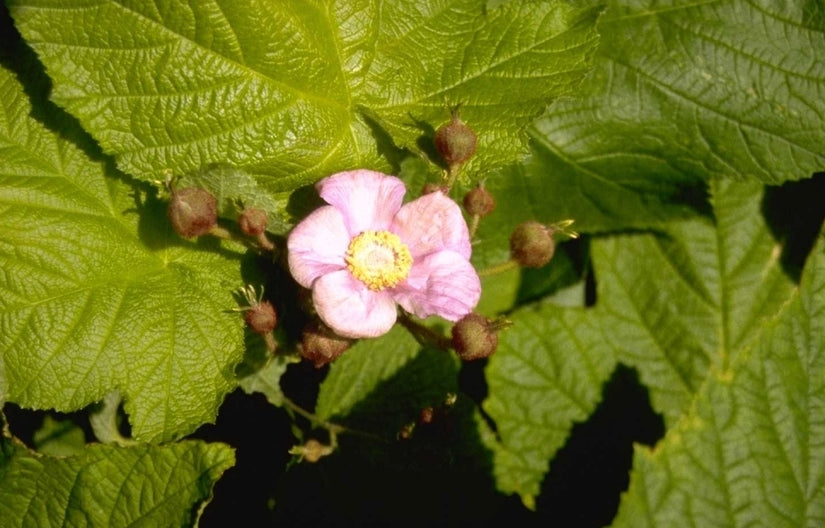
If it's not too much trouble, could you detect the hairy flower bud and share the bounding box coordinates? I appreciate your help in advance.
[168,187,218,238]
[510,221,555,268]
[301,321,352,368]
[238,208,268,237]
[451,313,498,361]
[434,115,477,168]
[463,187,495,217]
[244,301,277,334]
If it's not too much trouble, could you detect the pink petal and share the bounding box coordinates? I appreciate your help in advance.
[317,170,406,234]
[393,250,480,321]
[391,191,471,260]
[313,269,398,338]
[287,205,349,288]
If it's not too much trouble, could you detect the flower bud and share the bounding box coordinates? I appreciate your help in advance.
[451,313,498,361]
[463,187,495,217]
[244,301,277,334]
[301,321,352,368]
[398,422,415,440]
[238,208,268,237]
[419,406,435,425]
[289,439,333,463]
[434,115,477,168]
[510,221,555,268]
[168,187,218,238]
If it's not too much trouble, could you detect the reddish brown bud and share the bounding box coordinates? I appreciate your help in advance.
[463,187,495,217]
[238,208,268,237]
[244,301,277,334]
[451,313,498,361]
[434,115,477,168]
[301,321,352,368]
[419,407,435,425]
[510,221,555,268]
[168,187,218,238]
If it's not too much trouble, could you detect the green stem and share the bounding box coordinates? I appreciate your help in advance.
[477,259,519,278]
[398,312,453,351]
[279,395,387,443]
[280,394,344,434]
[469,214,481,239]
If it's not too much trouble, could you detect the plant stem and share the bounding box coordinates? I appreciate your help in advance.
[397,312,453,351]
[469,214,481,239]
[280,395,390,444]
[280,394,345,434]
[477,259,519,278]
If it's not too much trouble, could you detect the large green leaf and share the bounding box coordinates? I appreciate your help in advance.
[529,0,825,230]
[592,179,796,425]
[0,429,234,526]
[9,0,601,197]
[611,233,825,528]
[0,66,245,442]
[482,301,616,508]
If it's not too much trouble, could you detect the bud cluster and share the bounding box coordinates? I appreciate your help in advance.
[165,178,275,252]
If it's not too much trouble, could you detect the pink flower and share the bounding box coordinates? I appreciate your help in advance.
[288,170,481,339]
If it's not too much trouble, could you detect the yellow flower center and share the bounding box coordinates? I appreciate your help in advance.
[346,230,413,291]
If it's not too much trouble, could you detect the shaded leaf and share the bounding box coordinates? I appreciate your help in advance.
[522,0,825,233]
[238,353,300,408]
[592,180,795,425]
[483,302,615,507]
[31,415,86,457]
[315,325,457,437]
[611,232,825,528]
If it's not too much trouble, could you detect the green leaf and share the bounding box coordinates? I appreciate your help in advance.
[498,140,707,234]
[316,325,458,436]
[611,234,825,528]
[177,164,290,232]
[238,353,300,407]
[0,66,245,442]
[592,179,795,425]
[531,0,825,211]
[31,415,86,457]
[483,302,616,507]
[9,0,601,194]
[0,431,234,527]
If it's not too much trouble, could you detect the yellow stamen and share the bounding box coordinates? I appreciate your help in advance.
[346,230,412,291]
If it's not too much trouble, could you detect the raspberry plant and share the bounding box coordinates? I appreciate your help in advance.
[1,1,824,527]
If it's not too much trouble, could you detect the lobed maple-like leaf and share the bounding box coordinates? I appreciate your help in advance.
[611,230,825,528]
[0,65,245,443]
[9,0,601,204]
[592,179,796,425]
[505,0,825,238]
